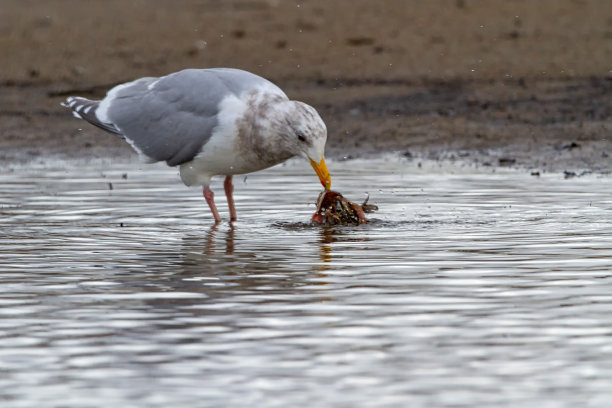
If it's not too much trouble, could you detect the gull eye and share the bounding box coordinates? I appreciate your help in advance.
[297,133,306,142]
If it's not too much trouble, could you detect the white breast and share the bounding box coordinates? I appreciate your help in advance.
[179,84,290,187]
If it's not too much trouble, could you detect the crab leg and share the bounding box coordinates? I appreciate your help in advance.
[350,203,367,224]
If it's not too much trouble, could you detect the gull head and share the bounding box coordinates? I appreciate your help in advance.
[275,100,331,190]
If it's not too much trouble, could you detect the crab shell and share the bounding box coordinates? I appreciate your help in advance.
[311,190,367,225]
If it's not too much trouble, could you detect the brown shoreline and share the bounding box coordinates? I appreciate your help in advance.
[1,0,610,174]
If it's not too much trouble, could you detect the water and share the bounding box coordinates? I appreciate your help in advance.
[1,157,611,407]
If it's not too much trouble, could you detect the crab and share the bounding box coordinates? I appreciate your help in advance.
[311,190,378,225]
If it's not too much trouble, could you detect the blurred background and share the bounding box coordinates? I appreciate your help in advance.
[1,0,611,170]
[3,0,611,82]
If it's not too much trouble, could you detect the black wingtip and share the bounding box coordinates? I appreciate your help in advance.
[64,96,122,135]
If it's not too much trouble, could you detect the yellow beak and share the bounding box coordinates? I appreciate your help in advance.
[309,157,332,191]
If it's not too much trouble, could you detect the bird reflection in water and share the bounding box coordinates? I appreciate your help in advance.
[203,224,234,255]
[184,222,372,279]
[318,227,336,270]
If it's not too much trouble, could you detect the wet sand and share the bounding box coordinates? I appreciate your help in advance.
[1,0,611,173]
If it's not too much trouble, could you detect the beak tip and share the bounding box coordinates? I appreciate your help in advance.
[310,156,332,191]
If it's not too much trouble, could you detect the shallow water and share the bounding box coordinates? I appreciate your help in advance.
[1,157,611,407]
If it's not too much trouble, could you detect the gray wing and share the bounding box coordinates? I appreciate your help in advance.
[102,68,280,166]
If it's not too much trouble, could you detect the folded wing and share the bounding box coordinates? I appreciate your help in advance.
[65,68,282,166]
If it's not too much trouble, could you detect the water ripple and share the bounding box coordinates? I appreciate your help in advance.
[1,158,611,407]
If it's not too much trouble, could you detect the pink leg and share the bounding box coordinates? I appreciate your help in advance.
[224,175,237,222]
[203,186,221,224]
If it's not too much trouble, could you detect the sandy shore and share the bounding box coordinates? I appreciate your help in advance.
[1,0,610,173]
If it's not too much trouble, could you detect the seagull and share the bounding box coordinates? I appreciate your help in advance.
[63,68,331,223]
